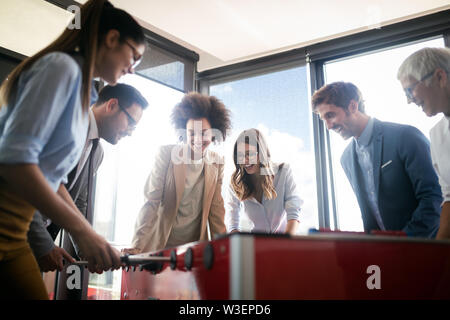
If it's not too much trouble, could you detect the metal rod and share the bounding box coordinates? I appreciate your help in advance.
[127,256,171,264]
[68,255,171,267]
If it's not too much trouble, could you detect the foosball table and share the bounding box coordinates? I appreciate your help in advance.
[120,232,450,300]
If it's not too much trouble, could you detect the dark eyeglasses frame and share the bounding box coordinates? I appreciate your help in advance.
[119,105,137,130]
[404,71,435,101]
[124,40,143,69]
[236,151,259,162]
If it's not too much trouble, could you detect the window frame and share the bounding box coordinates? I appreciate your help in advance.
[3,2,448,299]
[197,9,450,230]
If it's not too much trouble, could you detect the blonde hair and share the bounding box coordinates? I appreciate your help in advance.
[397,47,450,82]
[231,128,278,201]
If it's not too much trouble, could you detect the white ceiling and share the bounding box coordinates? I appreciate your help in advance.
[108,0,450,71]
[1,0,449,72]
[0,0,74,57]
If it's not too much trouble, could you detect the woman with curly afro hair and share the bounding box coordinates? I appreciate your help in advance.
[125,92,231,253]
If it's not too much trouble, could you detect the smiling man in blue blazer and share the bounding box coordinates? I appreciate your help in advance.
[312,81,442,238]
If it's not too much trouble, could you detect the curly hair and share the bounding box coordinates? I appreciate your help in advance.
[171,92,231,142]
[231,129,278,201]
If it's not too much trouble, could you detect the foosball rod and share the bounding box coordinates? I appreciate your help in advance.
[69,255,172,267]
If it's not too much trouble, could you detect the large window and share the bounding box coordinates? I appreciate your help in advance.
[88,74,184,299]
[323,36,446,231]
[210,66,318,234]
[81,11,447,299]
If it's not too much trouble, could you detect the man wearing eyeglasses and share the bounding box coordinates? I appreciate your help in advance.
[312,81,442,238]
[27,83,148,279]
[398,47,450,239]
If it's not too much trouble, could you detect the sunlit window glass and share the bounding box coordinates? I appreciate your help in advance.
[88,74,183,299]
[323,37,445,231]
[210,66,318,235]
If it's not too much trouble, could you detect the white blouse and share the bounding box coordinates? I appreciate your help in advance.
[225,163,303,233]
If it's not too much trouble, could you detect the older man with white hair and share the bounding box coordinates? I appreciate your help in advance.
[397,47,450,239]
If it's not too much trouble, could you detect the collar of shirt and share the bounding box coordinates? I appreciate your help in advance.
[87,108,99,141]
[445,115,450,130]
[355,116,374,147]
[247,162,281,204]
[188,156,203,165]
[66,109,99,191]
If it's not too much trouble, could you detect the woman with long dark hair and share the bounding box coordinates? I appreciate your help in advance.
[227,128,303,235]
[0,0,145,299]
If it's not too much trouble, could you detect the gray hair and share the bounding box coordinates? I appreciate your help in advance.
[397,47,450,83]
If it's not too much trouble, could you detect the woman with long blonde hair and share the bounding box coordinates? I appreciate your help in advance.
[227,129,303,235]
[0,0,145,299]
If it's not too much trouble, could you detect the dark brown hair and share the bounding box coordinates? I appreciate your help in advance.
[231,128,277,201]
[95,83,148,110]
[311,81,365,114]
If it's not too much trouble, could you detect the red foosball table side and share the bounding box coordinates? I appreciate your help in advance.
[120,233,450,300]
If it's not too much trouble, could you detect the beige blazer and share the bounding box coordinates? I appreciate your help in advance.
[132,144,226,252]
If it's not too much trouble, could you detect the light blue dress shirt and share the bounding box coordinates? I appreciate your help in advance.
[226,163,303,233]
[354,117,386,230]
[0,52,95,192]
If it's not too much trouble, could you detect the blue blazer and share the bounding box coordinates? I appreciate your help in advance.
[340,118,442,238]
